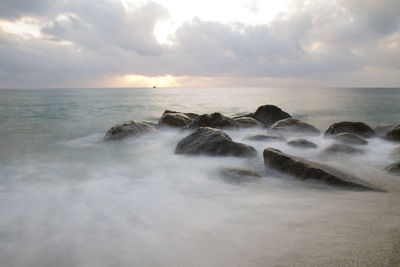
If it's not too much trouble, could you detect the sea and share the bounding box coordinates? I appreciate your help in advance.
[0,87,399,266]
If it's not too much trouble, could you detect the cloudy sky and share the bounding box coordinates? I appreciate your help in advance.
[0,0,399,88]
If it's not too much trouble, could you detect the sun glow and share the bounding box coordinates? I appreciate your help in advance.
[118,74,179,87]
[0,18,41,38]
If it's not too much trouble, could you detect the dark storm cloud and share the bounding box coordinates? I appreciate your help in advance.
[0,0,399,87]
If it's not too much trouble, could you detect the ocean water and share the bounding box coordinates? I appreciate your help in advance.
[0,87,400,266]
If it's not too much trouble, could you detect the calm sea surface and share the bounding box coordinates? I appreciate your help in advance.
[0,87,400,266]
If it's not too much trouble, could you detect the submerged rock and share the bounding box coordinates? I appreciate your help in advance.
[287,139,317,149]
[387,123,400,142]
[234,117,261,128]
[245,134,285,141]
[324,121,375,137]
[383,162,400,176]
[270,118,320,135]
[322,143,363,155]
[373,124,394,138]
[159,110,195,128]
[104,120,156,140]
[334,133,368,145]
[188,112,237,129]
[219,167,262,183]
[390,146,400,161]
[175,127,257,157]
[263,148,382,191]
[253,105,291,127]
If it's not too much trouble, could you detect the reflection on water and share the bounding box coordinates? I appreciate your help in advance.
[0,88,400,266]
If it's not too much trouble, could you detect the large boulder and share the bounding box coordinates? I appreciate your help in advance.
[270,118,320,135]
[234,117,262,128]
[387,123,400,141]
[287,139,317,149]
[253,105,291,127]
[104,120,156,140]
[324,121,375,137]
[159,110,195,128]
[334,133,368,145]
[322,143,363,155]
[373,124,394,138]
[263,148,382,191]
[175,127,257,157]
[383,162,400,176]
[188,112,237,129]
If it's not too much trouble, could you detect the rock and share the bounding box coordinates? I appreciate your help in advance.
[270,118,320,135]
[231,112,254,119]
[162,110,198,119]
[159,111,193,128]
[175,127,257,157]
[322,144,363,155]
[287,139,317,149]
[245,134,285,141]
[104,120,156,140]
[373,124,394,138]
[383,162,400,176]
[263,148,382,191]
[188,112,237,129]
[234,117,262,128]
[334,133,368,145]
[324,121,375,137]
[387,123,400,141]
[253,105,291,127]
[390,146,400,161]
[219,167,262,183]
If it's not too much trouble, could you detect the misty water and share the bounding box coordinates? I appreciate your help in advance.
[1,87,400,266]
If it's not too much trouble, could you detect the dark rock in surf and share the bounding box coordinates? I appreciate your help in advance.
[387,123,400,142]
[159,110,195,128]
[383,162,400,176]
[104,120,156,140]
[373,124,394,138]
[175,127,257,157]
[245,134,285,142]
[219,167,262,183]
[263,148,382,191]
[270,118,320,135]
[287,139,317,149]
[334,133,368,145]
[231,112,254,119]
[322,143,363,155]
[188,112,237,129]
[324,121,374,137]
[234,117,262,128]
[390,146,400,161]
[253,105,291,127]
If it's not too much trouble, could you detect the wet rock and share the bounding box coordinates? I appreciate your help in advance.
[245,134,285,142]
[263,148,382,191]
[383,162,400,176]
[390,146,400,161]
[387,123,400,142]
[270,118,320,135]
[159,110,193,128]
[175,127,257,157]
[231,112,254,119]
[104,120,156,141]
[287,139,317,149]
[188,112,237,129]
[334,133,368,145]
[219,167,261,183]
[253,105,291,127]
[324,121,375,137]
[234,117,262,128]
[373,124,394,138]
[322,144,363,155]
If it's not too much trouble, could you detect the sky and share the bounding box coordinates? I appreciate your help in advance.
[0,0,399,88]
